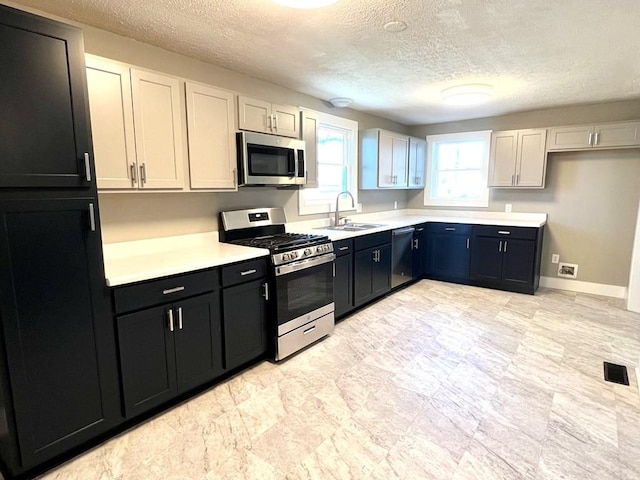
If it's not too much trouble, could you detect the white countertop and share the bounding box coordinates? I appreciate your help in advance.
[102,232,269,287]
[103,209,546,286]
[287,209,547,241]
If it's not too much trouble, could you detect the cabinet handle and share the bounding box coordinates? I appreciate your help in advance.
[445,227,456,231]
[594,132,600,145]
[267,114,272,130]
[339,246,349,251]
[240,269,257,276]
[498,231,511,235]
[84,153,92,182]
[588,132,593,145]
[263,282,269,301]
[168,308,174,332]
[515,173,519,185]
[163,286,185,295]
[333,263,336,277]
[88,203,96,232]
[303,325,316,335]
[511,174,515,185]
[140,163,147,185]
[377,250,381,262]
[504,241,508,253]
[274,114,278,131]
[413,238,419,249]
[130,163,137,185]
[177,307,183,330]
[499,240,503,252]
[233,168,237,187]
[466,238,470,249]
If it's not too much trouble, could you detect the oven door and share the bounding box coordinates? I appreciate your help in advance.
[274,254,335,333]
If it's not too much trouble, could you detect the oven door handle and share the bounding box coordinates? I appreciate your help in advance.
[275,253,336,276]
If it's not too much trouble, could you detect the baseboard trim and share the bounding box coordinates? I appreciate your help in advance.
[539,276,627,299]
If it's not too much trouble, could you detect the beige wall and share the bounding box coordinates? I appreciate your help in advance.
[407,102,640,286]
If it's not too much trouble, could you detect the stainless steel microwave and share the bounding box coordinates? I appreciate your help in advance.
[236,131,306,186]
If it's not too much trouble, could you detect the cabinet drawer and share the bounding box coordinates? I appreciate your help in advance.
[333,239,353,257]
[429,223,472,235]
[221,258,267,287]
[114,269,218,314]
[473,225,538,240]
[354,231,392,251]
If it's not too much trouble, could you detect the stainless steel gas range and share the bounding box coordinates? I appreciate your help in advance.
[220,207,335,361]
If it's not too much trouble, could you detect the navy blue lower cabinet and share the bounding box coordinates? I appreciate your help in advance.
[428,223,472,282]
[411,223,428,279]
[469,225,543,294]
[333,239,354,318]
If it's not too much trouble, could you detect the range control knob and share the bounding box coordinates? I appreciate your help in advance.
[304,248,312,256]
[290,251,298,259]
[282,253,290,261]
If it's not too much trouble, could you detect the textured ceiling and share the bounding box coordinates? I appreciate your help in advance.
[9,0,640,125]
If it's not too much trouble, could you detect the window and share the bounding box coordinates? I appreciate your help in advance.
[424,130,492,208]
[298,111,358,215]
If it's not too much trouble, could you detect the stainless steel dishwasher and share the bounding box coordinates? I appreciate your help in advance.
[392,226,415,288]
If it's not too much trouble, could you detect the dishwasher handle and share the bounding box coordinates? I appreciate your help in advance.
[392,227,415,236]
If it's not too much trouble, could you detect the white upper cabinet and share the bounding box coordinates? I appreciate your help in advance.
[301,109,319,188]
[488,129,547,188]
[237,95,299,138]
[85,55,137,189]
[408,137,426,189]
[547,121,640,151]
[361,129,410,189]
[131,69,185,190]
[185,82,236,190]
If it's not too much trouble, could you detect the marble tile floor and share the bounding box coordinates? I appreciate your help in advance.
[35,280,640,480]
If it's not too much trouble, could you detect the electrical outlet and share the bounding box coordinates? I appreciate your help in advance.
[356,203,362,213]
[393,200,398,209]
[505,204,512,213]
[552,254,559,264]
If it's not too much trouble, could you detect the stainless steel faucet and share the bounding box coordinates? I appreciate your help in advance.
[334,191,355,226]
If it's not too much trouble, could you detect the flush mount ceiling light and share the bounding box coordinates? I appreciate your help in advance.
[383,21,408,33]
[441,84,493,105]
[329,97,353,108]
[272,0,340,8]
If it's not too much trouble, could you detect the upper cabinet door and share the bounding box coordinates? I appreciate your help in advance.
[131,69,185,189]
[238,96,271,134]
[392,135,409,187]
[271,103,300,138]
[301,110,319,188]
[516,129,547,187]
[546,125,593,150]
[0,6,92,188]
[185,82,236,190]
[488,131,518,187]
[593,121,640,148]
[86,56,137,189]
[408,137,426,188]
[377,130,395,187]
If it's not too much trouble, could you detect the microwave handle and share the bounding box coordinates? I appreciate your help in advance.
[288,151,296,177]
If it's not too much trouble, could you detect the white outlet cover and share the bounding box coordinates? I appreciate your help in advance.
[505,204,512,213]
[552,254,560,264]
[356,203,362,213]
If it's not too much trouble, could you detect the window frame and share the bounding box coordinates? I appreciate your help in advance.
[423,130,492,208]
[298,111,358,216]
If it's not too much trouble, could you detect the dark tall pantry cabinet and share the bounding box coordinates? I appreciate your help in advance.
[0,5,120,477]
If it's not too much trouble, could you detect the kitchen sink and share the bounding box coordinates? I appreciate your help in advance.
[320,223,386,231]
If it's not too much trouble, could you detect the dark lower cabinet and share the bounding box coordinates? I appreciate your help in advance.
[412,223,428,279]
[354,243,391,307]
[0,198,120,471]
[470,225,542,294]
[117,292,223,418]
[429,228,471,281]
[333,239,354,318]
[222,279,268,371]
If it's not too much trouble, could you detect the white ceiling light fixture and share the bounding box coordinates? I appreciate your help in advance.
[383,21,408,33]
[441,84,493,105]
[329,97,353,108]
[272,0,340,8]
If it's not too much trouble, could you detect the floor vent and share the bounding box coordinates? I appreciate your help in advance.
[603,362,629,386]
